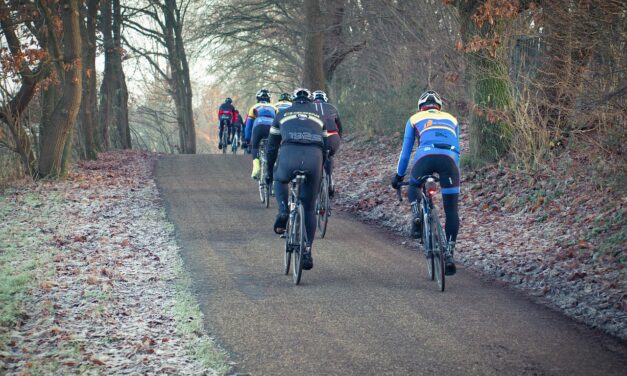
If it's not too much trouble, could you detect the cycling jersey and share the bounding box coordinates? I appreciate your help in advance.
[273,100,292,113]
[218,102,235,124]
[396,109,460,177]
[245,102,277,141]
[313,100,342,136]
[268,102,327,149]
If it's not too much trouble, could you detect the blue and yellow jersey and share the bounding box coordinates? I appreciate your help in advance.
[273,101,292,113]
[244,102,277,141]
[396,109,460,176]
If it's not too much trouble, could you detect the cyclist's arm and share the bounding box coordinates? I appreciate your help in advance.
[396,118,416,176]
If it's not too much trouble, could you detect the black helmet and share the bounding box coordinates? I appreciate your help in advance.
[279,92,292,102]
[418,90,443,110]
[312,90,328,102]
[225,97,232,104]
[292,87,312,102]
[256,88,270,102]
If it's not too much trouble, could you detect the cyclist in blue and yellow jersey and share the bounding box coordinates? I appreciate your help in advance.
[266,88,327,270]
[245,88,277,179]
[273,92,292,113]
[312,90,342,198]
[391,90,460,276]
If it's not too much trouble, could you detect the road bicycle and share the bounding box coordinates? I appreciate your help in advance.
[257,138,271,208]
[397,176,447,291]
[231,132,239,154]
[282,171,308,284]
[316,155,331,238]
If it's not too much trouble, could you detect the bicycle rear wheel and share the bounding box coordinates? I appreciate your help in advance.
[231,134,238,154]
[283,212,294,275]
[431,209,446,291]
[423,213,435,281]
[292,204,305,285]
[221,130,227,154]
[317,172,330,238]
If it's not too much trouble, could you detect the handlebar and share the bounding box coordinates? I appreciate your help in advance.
[395,181,410,202]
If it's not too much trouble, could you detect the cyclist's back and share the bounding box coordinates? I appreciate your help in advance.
[246,89,277,179]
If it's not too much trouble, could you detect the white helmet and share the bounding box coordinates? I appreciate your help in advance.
[256,88,270,102]
[312,90,328,102]
[292,87,312,101]
[418,90,443,109]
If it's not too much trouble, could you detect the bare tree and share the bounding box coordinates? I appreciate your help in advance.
[123,0,196,153]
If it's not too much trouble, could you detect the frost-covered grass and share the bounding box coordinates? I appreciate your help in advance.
[0,191,56,331]
[173,260,231,374]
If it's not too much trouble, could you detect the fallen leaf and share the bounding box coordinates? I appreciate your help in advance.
[86,275,99,284]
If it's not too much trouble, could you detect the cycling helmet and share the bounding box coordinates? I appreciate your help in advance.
[256,88,270,102]
[312,90,328,102]
[279,92,292,102]
[418,90,442,110]
[292,87,312,102]
[225,97,232,104]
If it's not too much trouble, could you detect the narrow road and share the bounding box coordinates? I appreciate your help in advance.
[156,154,626,376]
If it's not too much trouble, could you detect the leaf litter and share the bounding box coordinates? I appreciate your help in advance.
[0,151,228,375]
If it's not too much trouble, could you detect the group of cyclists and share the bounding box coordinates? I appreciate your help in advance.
[216,88,460,277]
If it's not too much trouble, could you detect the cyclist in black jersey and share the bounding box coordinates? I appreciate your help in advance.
[266,88,327,270]
[312,90,342,197]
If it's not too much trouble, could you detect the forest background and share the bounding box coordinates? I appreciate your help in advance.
[0,0,624,276]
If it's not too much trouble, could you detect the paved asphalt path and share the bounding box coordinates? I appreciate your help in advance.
[156,154,626,375]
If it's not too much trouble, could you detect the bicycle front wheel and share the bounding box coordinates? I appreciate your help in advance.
[431,209,446,292]
[292,204,305,285]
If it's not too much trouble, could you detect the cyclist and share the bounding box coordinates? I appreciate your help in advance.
[233,109,244,147]
[390,90,460,276]
[312,90,342,198]
[217,97,235,150]
[266,88,327,270]
[273,92,292,113]
[245,88,276,179]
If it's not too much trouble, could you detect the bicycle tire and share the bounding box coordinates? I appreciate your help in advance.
[318,173,330,238]
[423,210,435,281]
[283,212,294,275]
[231,134,238,154]
[292,203,305,285]
[431,208,446,292]
[264,178,271,208]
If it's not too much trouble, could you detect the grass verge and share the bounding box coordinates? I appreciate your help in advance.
[172,256,231,374]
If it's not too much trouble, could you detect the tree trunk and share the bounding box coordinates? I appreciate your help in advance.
[38,0,83,178]
[80,0,100,159]
[99,0,113,150]
[457,1,512,162]
[164,0,196,154]
[112,0,131,149]
[303,0,326,91]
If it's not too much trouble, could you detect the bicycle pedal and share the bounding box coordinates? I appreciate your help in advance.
[280,234,286,239]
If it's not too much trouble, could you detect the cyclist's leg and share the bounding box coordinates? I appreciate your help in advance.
[409,154,434,238]
[272,146,295,234]
[326,135,340,196]
[218,121,225,148]
[298,146,324,247]
[251,124,270,158]
[435,155,460,243]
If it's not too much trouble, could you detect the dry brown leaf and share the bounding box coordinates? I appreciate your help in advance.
[86,275,99,284]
